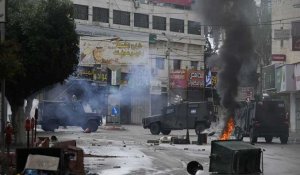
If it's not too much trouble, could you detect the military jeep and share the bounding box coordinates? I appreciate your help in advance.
[142,101,214,135]
[38,100,102,132]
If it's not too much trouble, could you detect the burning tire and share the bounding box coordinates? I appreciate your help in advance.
[161,129,171,135]
[195,123,205,136]
[150,123,160,135]
[280,136,288,144]
[265,136,273,143]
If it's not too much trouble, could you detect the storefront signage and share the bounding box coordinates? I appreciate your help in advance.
[272,54,286,62]
[274,29,290,40]
[79,36,149,66]
[77,65,108,84]
[188,70,204,88]
[170,70,187,89]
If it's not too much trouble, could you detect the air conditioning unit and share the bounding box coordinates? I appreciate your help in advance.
[133,0,140,8]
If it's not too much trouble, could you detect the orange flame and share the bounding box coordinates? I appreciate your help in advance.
[219,117,235,140]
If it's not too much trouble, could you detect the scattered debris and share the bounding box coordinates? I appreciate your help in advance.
[84,154,119,158]
[84,128,91,133]
[147,140,159,144]
[184,148,189,150]
[208,131,216,136]
[172,137,190,144]
[159,136,173,143]
[113,166,121,168]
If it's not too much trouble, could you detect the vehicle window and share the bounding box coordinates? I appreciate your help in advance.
[166,108,175,114]
[190,109,197,114]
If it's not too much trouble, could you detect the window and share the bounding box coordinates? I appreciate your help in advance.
[134,13,149,28]
[173,59,181,70]
[73,4,88,20]
[191,61,198,69]
[166,108,175,114]
[292,21,300,51]
[188,21,201,35]
[153,16,166,31]
[93,7,109,23]
[170,18,184,33]
[156,57,165,70]
[113,10,130,26]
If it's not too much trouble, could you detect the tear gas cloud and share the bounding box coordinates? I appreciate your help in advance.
[196,0,258,113]
[36,42,151,124]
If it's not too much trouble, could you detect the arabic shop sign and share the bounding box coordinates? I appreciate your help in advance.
[80,36,149,66]
[170,70,187,89]
[77,65,107,84]
[188,70,204,88]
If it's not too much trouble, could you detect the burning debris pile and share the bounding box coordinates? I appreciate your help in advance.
[197,0,258,139]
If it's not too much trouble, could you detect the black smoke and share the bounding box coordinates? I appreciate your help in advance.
[197,0,258,113]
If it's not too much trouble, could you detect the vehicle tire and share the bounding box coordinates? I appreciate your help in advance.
[86,120,99,132]
[161,130,171,135]
[280,136,288,144]
[41,120,58,132]
[195,123,205,136]
[234,127,243,141]
[150,123,160,135]
[265,136,273,143]
[250,128,257,143]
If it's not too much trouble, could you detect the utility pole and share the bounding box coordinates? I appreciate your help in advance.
[163,32,171,105]
[0,0,7,153]
[166,41,171,105]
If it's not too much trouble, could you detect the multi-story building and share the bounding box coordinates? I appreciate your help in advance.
[263,0,300,133]
[71,0,206,124]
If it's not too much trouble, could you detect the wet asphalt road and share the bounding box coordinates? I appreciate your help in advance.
[37,125,300,175]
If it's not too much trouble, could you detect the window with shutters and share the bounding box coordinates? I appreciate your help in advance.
[73,4,88,20]
[153,16,166,31]
[134,13,149,28]
[93,7,109,23]
[170,18,184,33]
[113,10,130,26]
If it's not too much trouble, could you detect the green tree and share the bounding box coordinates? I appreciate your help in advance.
[5,0,79,145]
[0,41,22,80]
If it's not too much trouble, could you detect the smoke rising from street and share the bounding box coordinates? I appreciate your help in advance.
[197,0,257,113]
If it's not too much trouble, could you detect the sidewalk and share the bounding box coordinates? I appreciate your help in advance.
[289,131,300,143]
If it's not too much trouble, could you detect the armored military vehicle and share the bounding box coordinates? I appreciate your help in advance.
[234,100,289,144]
[38,100,102,132]
[142,101,215,135]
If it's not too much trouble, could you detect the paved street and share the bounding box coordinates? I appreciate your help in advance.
[37,125,300,175]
